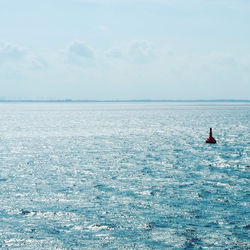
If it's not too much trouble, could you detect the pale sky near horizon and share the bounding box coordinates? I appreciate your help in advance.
[0,0,249,100]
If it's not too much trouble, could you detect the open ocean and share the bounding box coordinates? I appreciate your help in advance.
[0,102,249,249]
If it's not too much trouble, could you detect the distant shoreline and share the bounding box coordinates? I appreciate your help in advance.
[0,99,249,103]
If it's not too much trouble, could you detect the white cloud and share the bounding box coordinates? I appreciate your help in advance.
[0,40,249,99]
[68,41,94,58]
[66,40,95,67]
[106,41,155,64]
[105,46,124,59]
[96,25,109,32]
[127,41,155,64]
[0,42,26,64]
[28,56,49,70]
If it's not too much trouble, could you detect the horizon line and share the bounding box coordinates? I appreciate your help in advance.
[0,99,249,103]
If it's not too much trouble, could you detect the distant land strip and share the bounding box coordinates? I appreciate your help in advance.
[0,99,249,103]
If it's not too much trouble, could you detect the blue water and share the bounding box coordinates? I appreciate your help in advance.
[0,102,249,249]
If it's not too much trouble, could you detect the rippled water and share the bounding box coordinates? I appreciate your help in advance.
[0,102,249,249]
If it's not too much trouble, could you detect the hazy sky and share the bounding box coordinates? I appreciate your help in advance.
[0,0,249,100]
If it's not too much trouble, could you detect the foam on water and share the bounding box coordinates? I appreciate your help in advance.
[0,102,249,249]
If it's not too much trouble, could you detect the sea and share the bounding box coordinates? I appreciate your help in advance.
[0,102,249,249]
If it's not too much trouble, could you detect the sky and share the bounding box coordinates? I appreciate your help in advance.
[0,0,249,100]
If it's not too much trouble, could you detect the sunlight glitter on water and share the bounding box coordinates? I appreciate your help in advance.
[0,102,249,249]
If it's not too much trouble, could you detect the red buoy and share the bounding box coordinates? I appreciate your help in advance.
[206,128,216,144]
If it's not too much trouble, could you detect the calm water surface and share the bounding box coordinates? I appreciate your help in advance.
[0,102,249,249]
